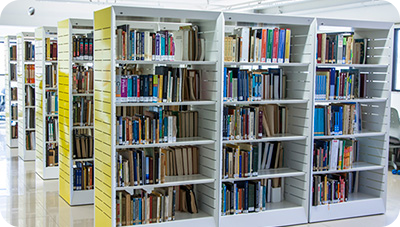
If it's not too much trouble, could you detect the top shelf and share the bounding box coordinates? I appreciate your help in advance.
[116,60,216,66]
[224,62,309,67]
[316,63,389,68]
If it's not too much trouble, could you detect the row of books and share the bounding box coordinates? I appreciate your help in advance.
[116,25,204,62]
[11,88,17,101]
[223,105,288,141]
[116,107,198,145]
[72,65,93,94]
[46,117,58,142]
[72,34,93,61]
[222,142,283,179]
[11,104,18,120]
[116,66,201,103]
[73,96,93,126]
[117,146,199,187]
[46,143,58,167]
[24,41,35,61]
[313,139,359,172]
[25,85,35,106]
[315,68,367,100]
[9,45,17,60]
[221,178,283,215]
[316,33,367,64]
[25,65,35,83]
[73,161,94,190]
[312,172,359,206]
[45,64,57,88]
[10,63,16,81]
[46,91,58,115]
[26,131,35,150]
[224,27,291,63]
[314,103,361,136]
[116,185,198,226]
[11,124,18,139]
[223,68,286,102]
[45,38,57,61]
[25,108,35,129]
[73,129,93,159]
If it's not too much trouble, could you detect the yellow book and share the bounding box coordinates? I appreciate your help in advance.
[153,74,158,102]
[46,38,51,61]
[284,29,291,63]
[158,75,163,103]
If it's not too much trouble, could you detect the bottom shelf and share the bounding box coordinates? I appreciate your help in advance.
[10,138,18,148]
[71,189,94,206]
[309,192,385,222]
[220,200,307,227]
[37,166,59,180]
[19,149,35,161]
[124,210,215,227]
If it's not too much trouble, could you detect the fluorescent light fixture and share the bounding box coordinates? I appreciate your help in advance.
[318,25,354,33]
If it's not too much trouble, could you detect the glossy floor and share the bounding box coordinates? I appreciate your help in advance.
[0,122,399,227]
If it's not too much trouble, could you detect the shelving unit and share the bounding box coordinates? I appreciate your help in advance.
[5,35,18,150]
[58,18,94,205]
[35,26,59,179]
[219,12,315,227]
[17,32,36,161]
[94,6,222,227]
[309,18,393,222]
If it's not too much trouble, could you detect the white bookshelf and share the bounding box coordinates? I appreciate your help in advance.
[93,6,222,227]
[58,18,94,206]
[35,26,59,180]
[219,12,315,227]
[5,35,18,150]
[17,32,36,161]
[309,18,393,222]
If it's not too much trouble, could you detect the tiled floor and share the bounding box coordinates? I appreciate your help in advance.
[0,122,399,227]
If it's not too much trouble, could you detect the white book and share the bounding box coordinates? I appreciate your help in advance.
[267,179,272,203]
[261,143,269,169]
[239,27,250,62]
[329,140,339,171]
[249,111,254,139]
[266,143,274,169]
[168,116,173,143]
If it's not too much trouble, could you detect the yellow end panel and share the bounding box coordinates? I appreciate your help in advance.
[94,7,113,226]
[58,19,71,204]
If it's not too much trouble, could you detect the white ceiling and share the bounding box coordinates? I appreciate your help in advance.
[0,0,398,37]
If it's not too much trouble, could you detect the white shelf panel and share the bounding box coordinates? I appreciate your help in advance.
[25,106,35,108]
[310,193,385,222]
[24,61,35,65]
[224,62,309,67]
[45,114,58,117]
[45,87,58,91]
[40,166,59,180]
[313,162,384,175]
[116,137,215,149]
[117,174,214,191]
[223,134,307,144]
[222,168,305,182]
[25,128,35,131]
[73,158,93,162]
[19,149,35,161]
[71,189,94,206]
[72,60,93,64]
[315,98,387,104]
[72,125,94,129]
[316,63,388,68]
[10,60,17,64]
[224,99,308,105]
[72,93,93,97]
[116,60,216,65]
[220,200,307,227]
[45,60,57,64]
[45,141,58,144]
[116,100,216,107]
[314,131,386,139]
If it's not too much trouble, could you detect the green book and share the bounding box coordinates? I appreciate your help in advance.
[266,29,274,63]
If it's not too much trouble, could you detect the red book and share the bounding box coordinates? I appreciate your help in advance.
[261,29,267,62]
[272,28,279,63]
[149,156,153,184]
[317,34,322,63]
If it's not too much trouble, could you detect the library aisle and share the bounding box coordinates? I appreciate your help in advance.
[0,113,399,226]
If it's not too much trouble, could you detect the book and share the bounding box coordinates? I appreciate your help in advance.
[73,161,94,190]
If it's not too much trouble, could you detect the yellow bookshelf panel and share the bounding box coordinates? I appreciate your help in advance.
[94,7,113,227]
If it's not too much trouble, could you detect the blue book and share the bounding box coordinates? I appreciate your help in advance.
[159,107,163,142]
[138,198,142,223]
[131,30,135,60]
[238,71,242,101]
[329,68,336,100]
[141,32,145,60]
[164,116,168,142]
[161,34,165,60]
[127,76,133,100]
[278,29,286,63]
[156,33,160,60]
[239,155,242,178]
[336,76,340,99]
[145,157,150,184]
[223,184,227,215]
[339,106,343,135]
[224,67,227,100]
